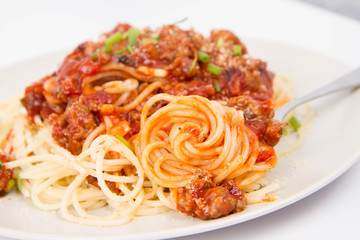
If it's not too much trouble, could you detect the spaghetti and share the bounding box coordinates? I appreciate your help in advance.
[0,23,290,225]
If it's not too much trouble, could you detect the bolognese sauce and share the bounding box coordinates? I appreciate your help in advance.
[18,23,283,220]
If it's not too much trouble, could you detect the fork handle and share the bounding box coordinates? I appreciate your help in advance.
[274,67,360,121]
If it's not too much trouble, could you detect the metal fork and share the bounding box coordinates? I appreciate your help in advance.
[274,67,360,121]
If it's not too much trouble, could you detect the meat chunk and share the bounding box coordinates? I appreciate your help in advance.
[86,175,121,195]
[0,151,14,193]
[21,81,46,117]
[210,29,248,55]
[176,171,247,220]
[82,90,114,111]
[20,24,280,156]
[228,96,283,146]
[50,97,98,155]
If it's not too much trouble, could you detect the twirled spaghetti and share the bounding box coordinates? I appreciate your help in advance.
[0,23,291,225]
[137,93,262,186]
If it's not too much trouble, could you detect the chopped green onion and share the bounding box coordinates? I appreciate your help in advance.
[198,51,210,63]
[114,48,128,55]
[141,38,148,45]
[289,116,301,131]
[233,45,242,57]
[115,135,135,152]
[207,63,223,76]
[213,79,221,92]
[105,32,122,46]
[92,45,112,59]
[141,37,159,45]
[150,38,159,44]
[17,169,22,193]
[128,28,140,46]
[6,179,15,191]
[102,45,112,53]
[122,31,129,40]
[127,45,134,54]
[188,57,197,74]
[91,49,100,59]
[150,34,160,43]
[92,28,139,59]
[216,38,224,49]
[0,161,2,170]
[281,125,292,135]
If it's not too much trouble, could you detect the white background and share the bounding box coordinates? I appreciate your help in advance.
[0,0,359,239]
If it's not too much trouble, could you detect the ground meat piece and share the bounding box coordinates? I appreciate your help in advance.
[162,79,216,98]
[50,98,98,155]
[167,56,199,81]
[221,179,247,211]
[82,90,114,111]
[54,57,101,102]
[227,96,282,145]
[86,175,121,195]
[157,25,195,63]
[21,81,46,117]
[210,30,248,55]
[0,152,14,193]
[176,171,247,220]
[264,120,283,146]
[50,113,69,148]
[21,23,281,157]
[256,145,276,164]
[117,55,136,67]
[66,99,97,154]
[217,67,245,97]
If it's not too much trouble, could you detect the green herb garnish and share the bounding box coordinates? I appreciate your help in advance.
[150,34,160,43]
[233,45,242,57]
[281,125,292,135]
[207,63,223,76]
[213,79,221,92]
[216,37,224,49]
[122,31,129,40]
[17,169,22,193]
[115,135,135,152]
[91,49,101,59]
[128,28,140,47]
[92,32,122,59]
[188,58,197,74]
[105,32,122,46]
[114,48,129,55]
[198,51,210,63]
[127,45,134,54]
[102,45,112,53]
[92,44,112,59]
[6,179,15,191]
[289,116,301,131]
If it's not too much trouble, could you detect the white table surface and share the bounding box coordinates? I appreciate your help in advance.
[0,0,359,239]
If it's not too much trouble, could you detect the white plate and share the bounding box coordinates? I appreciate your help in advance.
[0,40,359,240]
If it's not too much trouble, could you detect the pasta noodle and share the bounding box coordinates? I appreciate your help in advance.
[0,23,297,225]
[5,115,166,226]
[136,94,263,187]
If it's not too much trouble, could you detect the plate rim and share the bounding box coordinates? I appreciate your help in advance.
[0,40,359,240]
